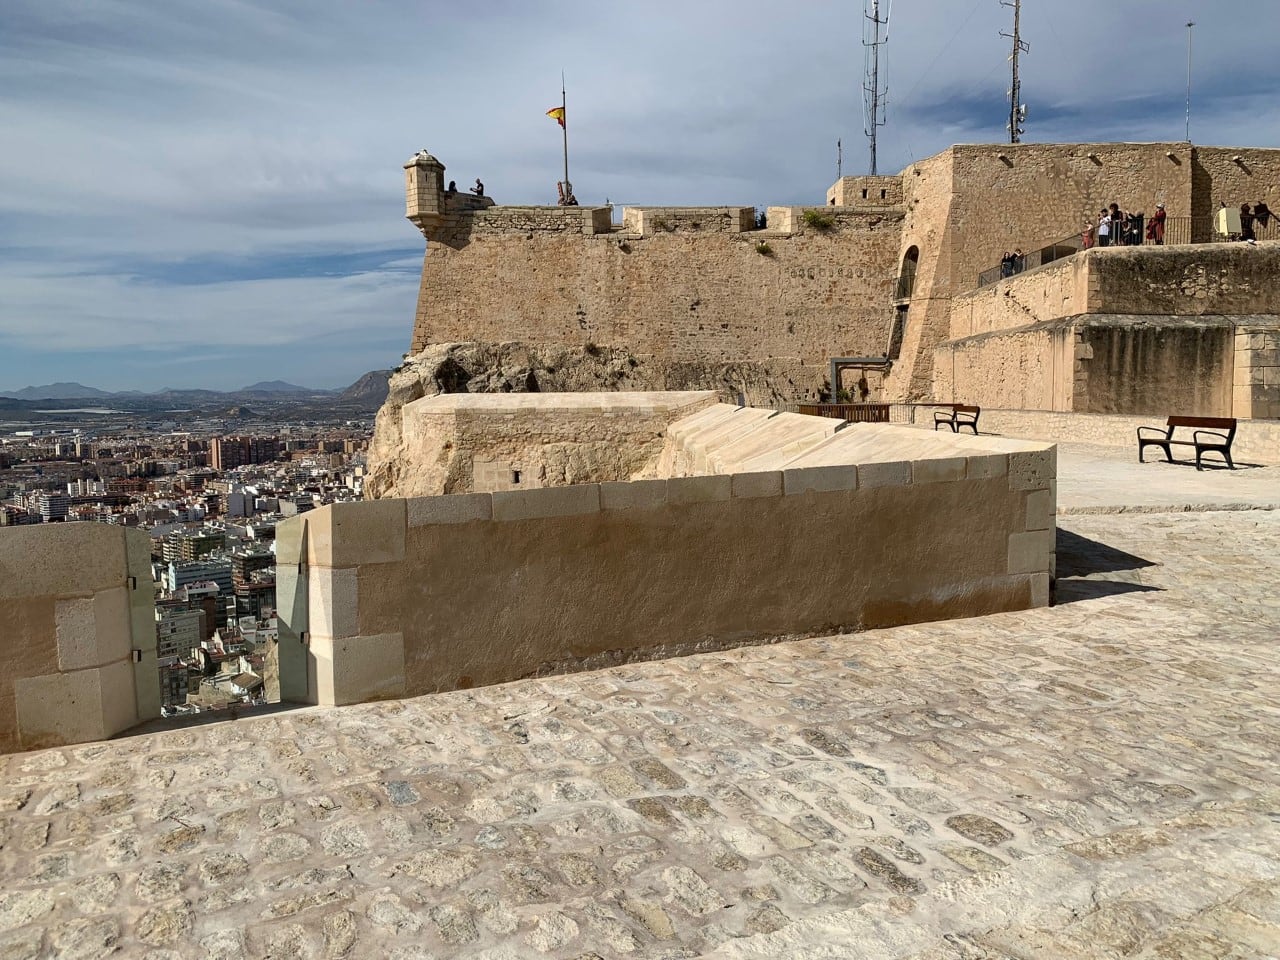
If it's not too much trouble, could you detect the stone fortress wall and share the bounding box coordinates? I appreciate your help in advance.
[407,150,905,397]
[935,243,1280,417]
[0,524,159,753]
[279,394,1056,708]
[400,142,1280,417]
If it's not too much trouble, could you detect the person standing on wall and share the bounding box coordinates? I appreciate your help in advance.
[1097,210,1111,247]
[1241,203,1256,242]
[1109,203,1125,245]
[1146,203,1166,245]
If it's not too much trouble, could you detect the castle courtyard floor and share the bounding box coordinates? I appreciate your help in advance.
[2,473,1279,957]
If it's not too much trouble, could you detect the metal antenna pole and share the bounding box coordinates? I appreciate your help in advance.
[561,73,571,198]
[1185,21,1194,141]
[862,0,889,175]
[1000,0,1029,144]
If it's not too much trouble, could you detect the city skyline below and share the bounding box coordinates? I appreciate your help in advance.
[3,0,1277,391]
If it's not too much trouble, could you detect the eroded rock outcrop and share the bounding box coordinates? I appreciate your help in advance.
[365,341,823,500]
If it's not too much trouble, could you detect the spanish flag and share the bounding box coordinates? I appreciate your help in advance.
[546,106,565,128]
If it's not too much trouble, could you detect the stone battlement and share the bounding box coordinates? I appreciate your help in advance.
[282,393,1055,709]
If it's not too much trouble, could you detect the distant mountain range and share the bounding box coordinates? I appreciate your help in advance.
[1,382,115,401]
[0,373,389,402]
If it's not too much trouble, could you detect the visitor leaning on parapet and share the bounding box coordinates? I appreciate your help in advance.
[472,178,485,196]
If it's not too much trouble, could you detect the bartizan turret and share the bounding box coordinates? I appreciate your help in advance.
[404,149,446,239]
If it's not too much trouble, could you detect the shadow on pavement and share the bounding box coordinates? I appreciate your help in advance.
[1056,528,1157,578]
[1054,527,1163,606]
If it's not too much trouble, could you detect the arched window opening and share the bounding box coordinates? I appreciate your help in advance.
[896,246,919,300]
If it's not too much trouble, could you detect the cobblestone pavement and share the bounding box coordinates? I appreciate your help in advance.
[1056,442,1280,513]
[2,511,1280,959]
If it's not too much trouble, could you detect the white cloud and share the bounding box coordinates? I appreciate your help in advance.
[0,0,1276,389]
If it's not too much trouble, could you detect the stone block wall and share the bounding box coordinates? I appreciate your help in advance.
[826,175,904,207]
[1235,327,1280,419]
[279,404,1055,709]
[408,209,905,369]
[935,317,1237,417]
[383,391,718,499]
[620,207,755,235]
[0,523,158,754]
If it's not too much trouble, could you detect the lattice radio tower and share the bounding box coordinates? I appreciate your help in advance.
[862,0,890,175]
[1000,0,1029,143]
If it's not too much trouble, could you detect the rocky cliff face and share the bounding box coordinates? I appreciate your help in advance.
[364,341,824,500]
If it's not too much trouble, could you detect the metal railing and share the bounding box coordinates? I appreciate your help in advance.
[790,402,962,426]
[976,215,1280,288]
[796,403,890,423]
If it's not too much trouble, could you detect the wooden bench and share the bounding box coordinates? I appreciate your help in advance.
[933,404,980,435]
[1137,416,1237,470]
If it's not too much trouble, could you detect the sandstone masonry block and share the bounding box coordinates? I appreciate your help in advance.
[1028,571,1051,608]
[731,471,783,499]
[14,669,112,750]
[310,633,407,707]
[856,460,912,488]
[601,479,669,512]
[93,587,133,666]
[1008,530,1056,575]
[1008,447,1057,491]
[668,475,732,504]
[783,465,858,496]
[492,484,601,522]
[274,516,306,567]
[98,658,139,739]
[407,493,492,526]
[53,599,97,672]
[0,523,127,598]
[1025,489,1055,532]
[306,500,406,568]
[912,458,966,484]
[308,568,359,641]
[966,454,1009,480]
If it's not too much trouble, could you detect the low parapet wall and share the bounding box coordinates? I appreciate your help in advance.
[278,403,1055,708]
[0,523,159,753]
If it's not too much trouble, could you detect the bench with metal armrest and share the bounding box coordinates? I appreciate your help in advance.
[933,404,980,435]
[1137,415,1236,470]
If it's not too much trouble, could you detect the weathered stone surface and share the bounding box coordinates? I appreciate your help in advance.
[0,510,1279,955]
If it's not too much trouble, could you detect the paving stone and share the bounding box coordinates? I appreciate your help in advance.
[943,813,1014,847]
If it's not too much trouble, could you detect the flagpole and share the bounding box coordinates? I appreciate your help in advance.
[561,73,571,200]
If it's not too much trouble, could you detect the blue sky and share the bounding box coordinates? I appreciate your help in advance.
[1,0,1276,392]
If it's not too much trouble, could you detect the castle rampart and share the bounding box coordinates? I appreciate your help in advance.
[405,142,1279,402]
[282,395,1055,707]
[0,523,159,753]
[933,244,1280,418]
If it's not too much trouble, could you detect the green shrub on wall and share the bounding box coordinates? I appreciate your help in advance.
[802,210,835,231]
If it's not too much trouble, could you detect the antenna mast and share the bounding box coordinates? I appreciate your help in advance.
[1000,0,1029,144]
[862,0,890,175]
[1185,21,1195,141]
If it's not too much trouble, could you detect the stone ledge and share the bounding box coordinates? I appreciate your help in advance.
[731,471,783,499]
[913,458,966,484]
[407,493,492,526]
[782,465,858,496]
[601,479,669,511]
[492,484,601,522]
